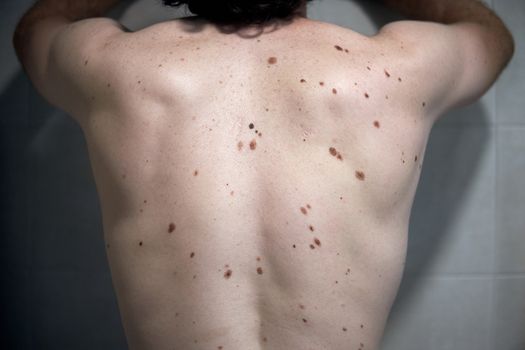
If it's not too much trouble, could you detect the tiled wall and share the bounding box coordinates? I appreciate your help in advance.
[1,0,523,349]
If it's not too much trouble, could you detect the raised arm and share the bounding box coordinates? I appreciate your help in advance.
[374,0,515,118]
[13,0,126,123]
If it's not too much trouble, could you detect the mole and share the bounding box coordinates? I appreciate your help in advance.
[355,170,366,181]
[310,244,315,249]
[138,80,141,84]
[258,132,262,137]
[256,256,261,261]
[366,66,371,71]
[345,268,351,275]
[364,92,370,98]
[224,269,233,279]
[300,78,306,83]
[360,324,364,329]
[84,60,88,65]
[257,267,263,274]
[168,223,176,233]
[306,204,311,209]
[302,318,308,323]
[144,200,147,204]
[422,101,426,107]
[106,83,111,88]
[332,88,337,94]
[230,191,234,196]
[237,141,243,151]
[299,304,305,309]
[218,346,223,350]
[309,225,314,232]
[314,238,321,246]
[344,48,349,53]
[249,123,254,129]
[342,327,347,332]
[398,77,402,82]
[249,139,257,150]
[190,252,195,258]
[293,244,296,248]
[373,120,380,128]
[384,69,391,77]
[139,241,143,246]
[319,81,325,86]
[334,45,343,51]
[268,57,277,64]
[329,147,338,156]
[415,155,418,161]
[263,337,267,342]
[193,169,198,176]
[300,207,308,215]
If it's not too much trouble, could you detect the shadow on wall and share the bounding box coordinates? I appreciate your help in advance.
[0,0,490,349]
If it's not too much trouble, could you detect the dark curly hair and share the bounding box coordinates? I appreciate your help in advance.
[162,0,314,25]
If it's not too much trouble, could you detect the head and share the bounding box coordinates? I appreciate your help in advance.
[162,0,314,26]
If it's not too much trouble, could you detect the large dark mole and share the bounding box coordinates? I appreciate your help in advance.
[300,79,306,83]
[332,88,337,94]
[257,267,263,274]
[293,244,296,248]
[302,318,308,323]
[329,147,337,156]
[364,92,370,98]
[237,141,243,151]
[139,241,143,246]
[190,252,195,258]
[193,169,198,176]
[415,155,418,162]
[384,69,391,77]
[224,269,233,279]
[373,120,380,128]
[334,45,343,51]
[268,57,277,64]
[319,81,325,86]
[168,223,176,233]
[309,225,314,232]
[249,139,257,150]
[355,170,366,181]
[300,207,308,215]
[249,123,254,129]
[314,238,321,246]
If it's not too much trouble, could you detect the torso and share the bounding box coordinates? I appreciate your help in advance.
[81,15,434,350]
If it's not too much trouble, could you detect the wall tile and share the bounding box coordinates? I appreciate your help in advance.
[491,276,525,350]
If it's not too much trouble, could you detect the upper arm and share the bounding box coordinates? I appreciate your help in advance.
[375,20,514,119]
[13,16,128,124]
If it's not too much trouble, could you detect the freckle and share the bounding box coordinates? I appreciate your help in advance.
[340,196,343,200]
[224,269,232,279]
[344,49,349,53]
[334,45,343,51]
[107,83,111,88]
[360,324,364,328]
[190,252,195,258]
[422,101,426,107]
[329,147,337,156]
[257,267,263,274]
[306,204,311,209]
[137,80,141,84]
[293,244,296,248]
[300,78,306,83]
[319,81,324,86]
[139,241,143,246]
[268,57,277,64]
[314,238,321,246]
[193,169,198,176]
[373,120,380,128]
[332,88,337,94]
[342,327,347,331]
[310,244,315,249]
[398,77,402,82]
[385,95,389,99]
[300,207,307,215]
[384,69,390,77]
[364,92,369,98]
[84,60,88,65]
[335,280,338,284]
[337,154,343,160]
[355,170,365,181]
[302,318,308,323]
[415,155,418,161]
[299,304,305,309]
[237,141,243,151]
[309,225,314,232]
[168,223,176,233]
[366,66,371,71]
[249,139,257,150]
[249,123,254,129]
[265,108,269,112]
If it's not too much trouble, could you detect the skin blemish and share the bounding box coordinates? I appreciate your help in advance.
[329,147,337,156]
[384,69,391,77]
[415,155,418,162]
[193,170,198,176]
[342,327,347,332]
[300,207,308,215]
[334,45,343,51]
[168,223,176,233]
[361,324,364,329]
[293,244,296,248]
[299,304,305,309]
[144,200,147,204]
[373,120,380,128]
[84,60,88,65]
[366,66,371,71]
[355,170,366,181]
[364,92,370,98]
[344,49,349,53]
[263,337,267,342]
[422,102,426,107]
[385,95,389,99]
[319,81,325,86]
[309,225,314,232]
[237,141,243,151]
[345,268,351,275]
[249,139,257,150]
[337,154,343,160]
[300,79,306,83]
[224,269,233,279]
[256,256,261,261]
[139,241,143,246]
[310,244,315,249]
[398,77,402,82]
[106,83,111,88]
[249,123,254,129]
[268,57,277,64]
[230,191,234,196]
[302,318,308,323]
[190,252,195,258]
[258,132,262,137]
[257,267,263,274]
[314,238,321,246]
[332,88,337,94]
[306,204,311,209]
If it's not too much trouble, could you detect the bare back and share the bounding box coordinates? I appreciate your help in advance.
[82,16,435,350]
